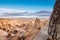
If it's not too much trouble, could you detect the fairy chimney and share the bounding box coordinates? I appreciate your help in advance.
[48,0,60,40]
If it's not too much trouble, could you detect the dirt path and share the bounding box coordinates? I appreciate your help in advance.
[33,25,48,40]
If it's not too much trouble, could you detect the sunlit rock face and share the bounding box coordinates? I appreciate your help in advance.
[0,18,48,40]
[48,0,60,40]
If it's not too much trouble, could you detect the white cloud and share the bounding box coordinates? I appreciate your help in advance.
[0,8,50,19]
[0,8,25,14]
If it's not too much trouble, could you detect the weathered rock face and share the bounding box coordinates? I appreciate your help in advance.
[0,18,48,40]
[48,0,60,40]
[0,19,34,40]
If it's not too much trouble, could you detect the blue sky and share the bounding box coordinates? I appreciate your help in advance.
[0,0,55,12]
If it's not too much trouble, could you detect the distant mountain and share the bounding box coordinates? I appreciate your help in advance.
[35,11,51,13]
[1,12,30,16]
[31,11,52,16]
[0,11,52,17]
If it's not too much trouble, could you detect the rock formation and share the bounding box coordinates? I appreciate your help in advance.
[0,18,48,40]
[48,0,60,40]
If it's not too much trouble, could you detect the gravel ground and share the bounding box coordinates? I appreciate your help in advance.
[33,25,49,40]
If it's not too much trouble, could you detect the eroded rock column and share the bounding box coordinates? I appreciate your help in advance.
[48,0,60,40]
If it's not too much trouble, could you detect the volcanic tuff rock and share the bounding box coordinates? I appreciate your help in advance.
[0,18,48,40]
[48,0,60,40]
